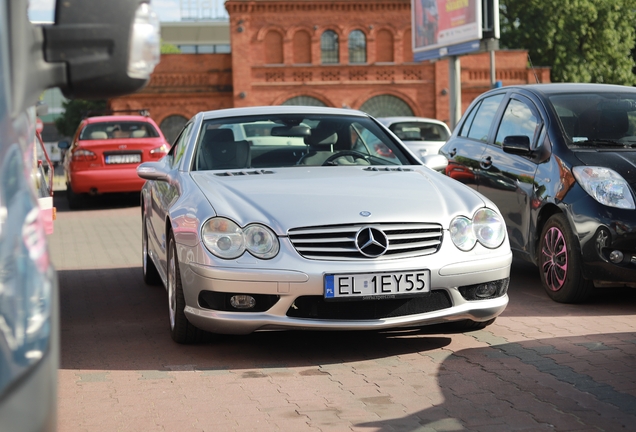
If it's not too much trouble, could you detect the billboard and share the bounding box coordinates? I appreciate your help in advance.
[412,0,499,62]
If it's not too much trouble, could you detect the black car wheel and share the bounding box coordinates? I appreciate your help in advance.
[167,232,205,344]
[538,214,593,303]
[66,184,83,210]
[142,216,161,285]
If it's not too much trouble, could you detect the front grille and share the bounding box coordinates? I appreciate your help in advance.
[288,222,443,260]
[286,290,452,320]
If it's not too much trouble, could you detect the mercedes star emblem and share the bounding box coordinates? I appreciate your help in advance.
[355,227,388,258]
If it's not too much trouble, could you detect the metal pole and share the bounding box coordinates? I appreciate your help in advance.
[490,47,496,88]
[449,55,462,130]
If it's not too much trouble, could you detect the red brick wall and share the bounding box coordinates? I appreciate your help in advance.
[110,0,549,131]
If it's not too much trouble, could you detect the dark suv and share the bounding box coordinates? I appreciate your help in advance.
[440,83,636,303]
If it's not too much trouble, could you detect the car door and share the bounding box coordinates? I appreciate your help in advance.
[148,122,193,270]
[479,94,543,255]
[442,93,506,190]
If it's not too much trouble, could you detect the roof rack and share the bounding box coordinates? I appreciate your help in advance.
[82,109,150,118]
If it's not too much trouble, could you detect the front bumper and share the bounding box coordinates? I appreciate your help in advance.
[176,238,512,335]
[567,196,636,287]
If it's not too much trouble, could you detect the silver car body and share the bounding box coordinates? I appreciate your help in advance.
[378,116,452,160]
[139,106,511,338]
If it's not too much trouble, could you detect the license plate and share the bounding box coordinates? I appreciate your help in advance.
[325,270,430,300]
[105,154,141,164]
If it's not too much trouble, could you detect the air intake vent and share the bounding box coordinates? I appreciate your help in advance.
[288,222,443,260]
[363,167,414,172]
[214,169,274,176]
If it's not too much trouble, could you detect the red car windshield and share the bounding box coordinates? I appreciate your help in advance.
[80,121,159,140]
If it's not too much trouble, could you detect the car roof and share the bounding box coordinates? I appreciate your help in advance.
[500,83,636,97]
[200,105,372,120]
[84,115,153,123]
[377,116,450,128]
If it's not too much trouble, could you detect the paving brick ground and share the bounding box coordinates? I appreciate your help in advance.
[49,193,636,432]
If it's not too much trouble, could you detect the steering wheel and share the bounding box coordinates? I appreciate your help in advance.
[322,150,369,166]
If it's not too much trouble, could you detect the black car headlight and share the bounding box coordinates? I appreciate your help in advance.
[449,208,506,251]
[573,166,636,209]
[201,217,279,259]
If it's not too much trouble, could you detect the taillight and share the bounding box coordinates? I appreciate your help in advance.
[149,143,169,159]
[72,148,97,161]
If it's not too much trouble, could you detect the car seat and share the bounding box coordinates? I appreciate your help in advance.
[197,128,251,170]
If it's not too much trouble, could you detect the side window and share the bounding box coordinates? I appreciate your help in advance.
[170,123,193,168]
[458,101,481,137]
[495,98,541,148]
[465,94,505,142]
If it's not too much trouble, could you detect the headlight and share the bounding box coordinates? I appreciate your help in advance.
[450,208,506,251]
[201,218,245,259]
[449,216,476,251]
[201,218,280,259]
[244,224,279,259]
[573,166,635,210]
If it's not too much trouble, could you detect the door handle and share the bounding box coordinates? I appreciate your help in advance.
[480,156,492,169]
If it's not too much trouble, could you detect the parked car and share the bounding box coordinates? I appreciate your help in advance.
[439,83,636,303]
[137,106,512,344]
[1,0,160,429]
[377,117,451,160]
[59,114,170,209]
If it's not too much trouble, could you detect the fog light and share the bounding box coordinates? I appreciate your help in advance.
[230,295,256,309]
[609,250,624,263]
[475,283,498,298]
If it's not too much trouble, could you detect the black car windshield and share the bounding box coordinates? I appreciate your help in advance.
[194,114,413,170]
[80,121,160,140]
[549,93,636,148]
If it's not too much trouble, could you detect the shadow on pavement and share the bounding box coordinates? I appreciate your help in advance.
[357,330,636,431]
[54,190,139,212]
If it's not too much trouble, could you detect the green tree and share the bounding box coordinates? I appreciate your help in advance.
[54,99,107,137]
[500,0,636,84]
[161,39,181,54]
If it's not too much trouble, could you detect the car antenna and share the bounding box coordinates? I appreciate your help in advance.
[527,53,540,84]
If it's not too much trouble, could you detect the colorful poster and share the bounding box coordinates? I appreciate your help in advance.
[413,0,480,53]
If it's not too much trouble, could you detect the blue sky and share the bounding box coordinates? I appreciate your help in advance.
[28,0,201,23]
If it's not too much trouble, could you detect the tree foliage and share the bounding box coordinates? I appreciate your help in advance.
[500,0,636,84]
[54,99,107,137]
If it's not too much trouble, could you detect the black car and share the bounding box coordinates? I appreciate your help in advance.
[440,83,636,303]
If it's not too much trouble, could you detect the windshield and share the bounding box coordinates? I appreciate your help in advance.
[80,121,159,140]
[549,92,636,148]
[194,114,414,170]
[388,121,450,142]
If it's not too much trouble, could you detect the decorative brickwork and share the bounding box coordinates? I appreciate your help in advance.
[110,0,550,133]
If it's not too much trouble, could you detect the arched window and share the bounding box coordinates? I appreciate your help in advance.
[160,115,188,145]
[281,96,326,107]
[376,29,394,63]
[293,30,312,64]
[360,95,413,117]
[264,30,284,64]
[348,30,366,64]
[321,30,339,64]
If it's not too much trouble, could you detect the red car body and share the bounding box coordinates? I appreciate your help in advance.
[63,115,169,200]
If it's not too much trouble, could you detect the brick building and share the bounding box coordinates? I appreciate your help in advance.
[110,0,550,143]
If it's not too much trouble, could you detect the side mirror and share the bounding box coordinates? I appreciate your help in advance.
[137,162,170,182]
[503,135,532,155]
[58,140,70,150]
[421,154,448,172]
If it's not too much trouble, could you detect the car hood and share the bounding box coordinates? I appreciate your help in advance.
[574,150,636,184]
[190,167,487,233]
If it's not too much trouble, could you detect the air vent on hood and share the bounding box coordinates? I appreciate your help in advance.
[363,167,414,172]
[214,169,274,177]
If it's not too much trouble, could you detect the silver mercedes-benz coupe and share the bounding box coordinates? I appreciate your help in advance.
[137,106,512,344]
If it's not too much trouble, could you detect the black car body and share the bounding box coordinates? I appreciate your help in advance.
[440,83,636,303]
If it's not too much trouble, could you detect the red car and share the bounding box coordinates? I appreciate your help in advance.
[60,114,169,208]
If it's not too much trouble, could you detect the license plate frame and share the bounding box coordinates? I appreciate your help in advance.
[105,154,141,164]
[324,269,431,301]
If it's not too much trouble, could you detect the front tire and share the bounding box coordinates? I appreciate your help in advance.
[538,214,593,303]
[167,232,206,344]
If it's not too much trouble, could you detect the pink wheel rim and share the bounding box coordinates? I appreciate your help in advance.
[541,226,567,291]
